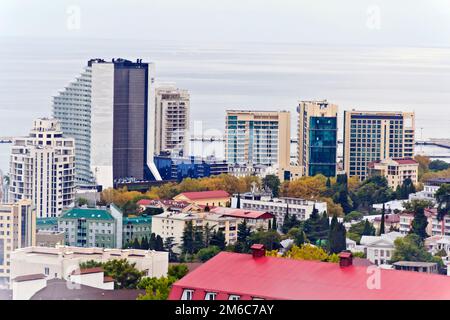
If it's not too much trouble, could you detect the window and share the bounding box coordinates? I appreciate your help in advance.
[205,292,217,300]
[44,267,49,275]
[229,295,240,300]
[181,289,194,300]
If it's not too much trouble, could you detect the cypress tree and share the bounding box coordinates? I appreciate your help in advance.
[411,205,428,240]
[272,217,278,231]
[236,193,241,209]
[379,203,386,235]
[328,215,347,254]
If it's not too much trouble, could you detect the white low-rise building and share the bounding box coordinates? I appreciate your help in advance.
[231,193,327,230]
[9,245,168,286]
[360,232,404,265]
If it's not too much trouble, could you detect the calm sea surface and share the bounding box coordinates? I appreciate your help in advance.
[0,38,449,173]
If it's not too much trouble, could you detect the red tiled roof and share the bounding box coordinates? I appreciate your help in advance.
[210,207,274,219]
[176,190,230,200]
[169,251,450,300]
[103,276,114,283]
[72,267,104,275]
[374,214,400,223]
[393,158,418,165]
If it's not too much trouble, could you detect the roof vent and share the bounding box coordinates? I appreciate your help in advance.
[339,251,353,268]
[250,244,266,259]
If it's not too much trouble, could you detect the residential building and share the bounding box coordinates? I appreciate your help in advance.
[57,206,123,249]
[154,155,228,182]
[151,211,238,254]
[359,231,404,265]
[154,85,190,157]
[399,208,435,236]
[122,216,152,245]
[368,158,419,190]
[35,230,65,247]
[425,235,450,256]
[409,178,450,203]
[392,261,438,274]
[209,207,274,232]
[343,110,415,180]
[297,100,338,177]
[53,58,160,190]
[173,190,230,207]
[372,214,400,233]
[230,192,327,230]
[0,200,36,287]
[168,246,450,300]
[8,118,75,217]
[227,163,277,179]
[36,217,58,232]
[10,245,168,285]
[225,110,291,172]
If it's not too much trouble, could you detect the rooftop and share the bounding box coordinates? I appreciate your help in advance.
[175,190,230,200]
[169,251,450,300]
[13,274,46,283]
[60,207,114,221]
[210,207,274,219]
[393,261,438,267]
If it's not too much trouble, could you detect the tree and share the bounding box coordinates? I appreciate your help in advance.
[410,204,429,240]
[429,160,450,171]
[141,236,149,250]
[272,217,278,231]
[167,264,189,279]
[262,174,281,197]
[210,230,226,250]
[303,208,329,245]
[132,237,141,249]
[181,221,195,255]
[77,197,89,207]
[149,233,157,250]
[236,192,241,209]
[249,230,281,251]
[235,220,251,253]
[137,276,177,300]
[155,235,164,251]
[397,178,416,200]
[196,246,221,262]
[391,234,443,270]
[343,211,363,222]
[379,203,386,236]
[326,177,332,188]
[164,237,178,262]
[362,219,376,236]
[100,259,144,289]
[436,184,450,221]
[266,244,337,263]
[328,215,346,254]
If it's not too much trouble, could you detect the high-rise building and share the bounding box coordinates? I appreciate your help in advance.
[0,199,36,286]
[9,119,75,218]
[343,110,415,179]
[53,67,93,188]
[297,100,338,177]
[154,85,190,157]
[225,110,290,169]
[53,58,161,190]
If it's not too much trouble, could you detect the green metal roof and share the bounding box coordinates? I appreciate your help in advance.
[36,217,58,225]
[123,216,152,225]
[60,208,114,221]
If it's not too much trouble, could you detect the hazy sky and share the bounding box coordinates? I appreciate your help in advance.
[1,0,450,46]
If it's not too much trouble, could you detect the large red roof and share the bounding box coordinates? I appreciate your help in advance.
[169,251,450,300]
[176,190,230,200]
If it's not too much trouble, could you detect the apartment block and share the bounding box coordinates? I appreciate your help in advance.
[0,200,36,286]
[225,110,291,170]
[368,158,419,190]
[230,193,327,230]
[343,110,415,180]
[122,216,152,245]
[9,119,75,218]
[297,100,338,177]
[154,85,190,157]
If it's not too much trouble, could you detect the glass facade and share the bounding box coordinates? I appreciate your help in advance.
[308,117,337,177]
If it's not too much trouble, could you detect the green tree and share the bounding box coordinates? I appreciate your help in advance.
[343,211,363,222]
[429,160,450,171]
[391,234,443,269]
[167,264,189,279]
[249,230,281,251]
[262,174,281,197]
[210,230,226,250]
[303,207,329,245]
[164,237,178,262]
[410,204,429,240]
[436,184,450,221]
[362,219,376,236]
[132,237,141,249]
[141,236,149,250]
[236,192,241,209]
[235,220,251,253]
[196,246,221,262]
[379,203,386,235]
[102,259,144,289]
[77,197,89,207]
[181,221,195,255]
[397,178,416,200]
[155,235,164,251]
[328,215,346,254]
[137,276,177,300]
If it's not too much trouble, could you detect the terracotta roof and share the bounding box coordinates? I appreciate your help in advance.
[13,274,46,282]
[72,267,104,275]
[374,214,400,223]
[393,158,418,165]
[176,190,230,200]
[169,251,450,300]
[103,276,114,283]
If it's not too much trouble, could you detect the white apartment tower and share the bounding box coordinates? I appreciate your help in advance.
[0,199,36,287]
[8,119,75,218]
[155,85,190,157]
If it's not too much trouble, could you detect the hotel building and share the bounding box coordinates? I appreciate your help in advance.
[343,110,415,180]
[0,200,36,287]
[297,100,338,177]
[9,119,75,218]
[225,110,291,176]
[154,85,190,157]
[368,158,419,190]
[53,58,161,190]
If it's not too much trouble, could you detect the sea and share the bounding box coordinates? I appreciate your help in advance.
[0,37,449,174]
